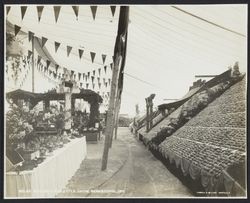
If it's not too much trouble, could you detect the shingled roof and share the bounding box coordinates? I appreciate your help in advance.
[158,76,246,196]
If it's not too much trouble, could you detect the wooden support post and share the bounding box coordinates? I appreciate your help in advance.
[114,98,121,139]
[32,36,35,92]
[146,100,149,132]
[101,6,129,171]
[101,56,121,168]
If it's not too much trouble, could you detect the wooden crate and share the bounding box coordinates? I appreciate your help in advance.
[84,131,99,142]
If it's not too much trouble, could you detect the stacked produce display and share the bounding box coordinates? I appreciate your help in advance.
[158,76,246,195]
[6,103,85,172]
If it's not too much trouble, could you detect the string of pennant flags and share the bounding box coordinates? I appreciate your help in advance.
[14,24,113,65]
[6,5,117,22]
[34,52,112,91]
[7,5,116,105]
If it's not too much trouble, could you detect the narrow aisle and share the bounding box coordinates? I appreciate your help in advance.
[88,127,193,197]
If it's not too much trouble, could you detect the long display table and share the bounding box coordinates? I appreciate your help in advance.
[5,136,87,198]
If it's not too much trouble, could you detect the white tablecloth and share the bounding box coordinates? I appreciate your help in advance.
[6,137,87,198]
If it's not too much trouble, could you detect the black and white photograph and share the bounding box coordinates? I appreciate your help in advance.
[3,3,247,198]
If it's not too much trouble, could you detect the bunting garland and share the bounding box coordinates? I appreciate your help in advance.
[90,52,96,63]
[55,41,60,53]
[14,25,21,36]
[102,54,106,64]
[110,6,116,17]
[90,6,97,20]
[28,31,34,42]
[37,55,42,65]
[27,50,33,59]
[53,6,61,22]
[6,6,11,15]
[46,60,51,70]
[41,37,48,47]
[55,64,59,72]
[21,6,27,20]
[72,6,79,20]
[37,6,44,22]
[67,46,72,57]
[78,49,84,59]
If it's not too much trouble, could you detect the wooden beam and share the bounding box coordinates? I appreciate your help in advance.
[195,75,218,78]
[101,6,129,171]
[32,36,35,92]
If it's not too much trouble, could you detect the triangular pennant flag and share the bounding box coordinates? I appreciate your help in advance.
[6,6,11,15]
[54,6,61,22]
[78,49,84,59]
[67,46,72,57]
[97,77,100,82]
[72,6,79,19]
[98,68,101,76]
[98,83,101,89]
[82,73,85,80]
[86,83,89,89]
[90,52,96,63]
[93,70,95,76]
[28,31,34,42]
[85,75,88,82]
[21,6,27,20]
[37,55,41,64]
[80,82,82,87]
[92,83,95,89]
[110,6,116,17]
[14,25,21,36]
[55,64,59,72]
[104,66,107,73]
[71,70,74,76]
[90,6,97,20]
[27,50,33,59]
[49,70,52,76]
[53,72,57,79]
[101,54,106,64]
[55,41,60,52]
[41,37,48,47]
[91,76,94,83]
[78,73,81,80]
[105,82,108,87]
[46,60,51,69]
[37,6,44,22]
[108,78,111,85]
[87,72,90,78]
[110,63,113,70]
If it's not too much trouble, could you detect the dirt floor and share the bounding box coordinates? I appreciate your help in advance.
[57,127,193,198]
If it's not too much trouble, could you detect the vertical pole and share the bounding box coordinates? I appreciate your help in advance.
[146,100,149,132]
[101,6,129,171]
[32,36,35,92]
[114,98,121,139]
